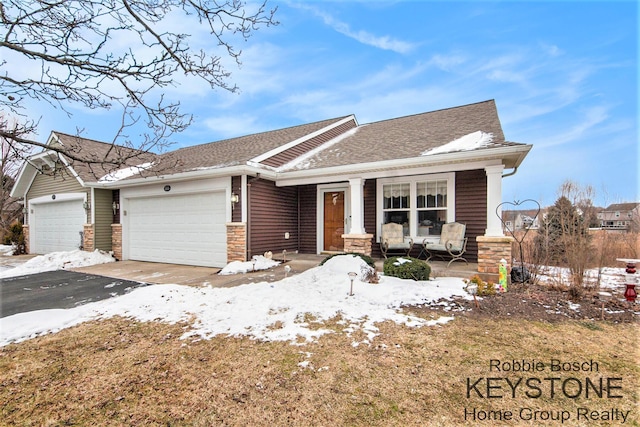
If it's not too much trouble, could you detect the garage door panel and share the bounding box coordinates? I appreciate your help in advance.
[32,199,86,254]
[127,192,227,267]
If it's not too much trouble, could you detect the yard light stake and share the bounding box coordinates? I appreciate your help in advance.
[347,272,357,296]
[282,249,287,263]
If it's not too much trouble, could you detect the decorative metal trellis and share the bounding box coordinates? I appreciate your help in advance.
[496,199,541,284]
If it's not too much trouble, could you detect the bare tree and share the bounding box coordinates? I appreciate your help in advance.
[1,116,29,240]
[0,0,277,173]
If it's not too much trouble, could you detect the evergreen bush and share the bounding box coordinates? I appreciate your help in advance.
[383,256,431,281]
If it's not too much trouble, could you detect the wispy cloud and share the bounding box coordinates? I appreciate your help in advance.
[295,4,416,54]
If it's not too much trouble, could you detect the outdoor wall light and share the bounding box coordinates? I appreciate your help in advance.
[164,185,171,192]
[83,201,90,210]
[347,271,357,296]
[112,201,120,215]
[230,193,239,204]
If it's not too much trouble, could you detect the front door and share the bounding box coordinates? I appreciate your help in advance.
[323,191,345,252]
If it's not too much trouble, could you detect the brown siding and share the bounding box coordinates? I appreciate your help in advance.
[231,176,242,223]
[112,190,120,224]
[261,119,357,168]
[248,179,299,257]
[26,163,89,223]
[298,184,317,253]
[364,179,381,258]
[455,169,487,262]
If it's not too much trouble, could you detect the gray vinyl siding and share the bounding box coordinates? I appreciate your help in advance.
[93,189,113,251]
[25,164,89,224]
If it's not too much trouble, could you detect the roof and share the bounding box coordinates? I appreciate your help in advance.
[144,116,352,176]
[281,100,516,171]
[603,203,640,212]
[52,132,156,182]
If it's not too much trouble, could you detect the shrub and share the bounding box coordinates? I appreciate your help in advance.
[465,275,496,296]
[320,252,376,268]
[6,222,26,255]
[383,256,431,281]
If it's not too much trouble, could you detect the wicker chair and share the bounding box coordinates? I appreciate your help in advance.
[422,222,468,266]
[380,223,413,259]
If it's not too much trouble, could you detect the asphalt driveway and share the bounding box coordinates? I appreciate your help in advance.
[1,270,146,318]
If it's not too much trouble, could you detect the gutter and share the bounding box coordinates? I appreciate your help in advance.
[502,167,518,178]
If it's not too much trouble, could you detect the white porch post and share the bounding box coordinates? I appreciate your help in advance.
[348,178,365,235]
[485,165,505,236]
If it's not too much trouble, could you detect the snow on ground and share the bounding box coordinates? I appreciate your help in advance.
[0,254,469,347]
[0,249,115,279]
[219,255,280,275]
[1,245,13,256]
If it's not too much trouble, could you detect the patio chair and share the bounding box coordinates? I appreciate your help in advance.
[380,223,413,259]
[422,222,468,266]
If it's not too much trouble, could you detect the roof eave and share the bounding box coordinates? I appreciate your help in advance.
[86,164,277,188]
[275,144,533,185]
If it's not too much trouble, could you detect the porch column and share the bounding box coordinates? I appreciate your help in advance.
[485,165,505,237]
[348,178,365,235]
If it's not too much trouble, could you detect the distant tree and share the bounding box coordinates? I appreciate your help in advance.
[0,0,278,173]
[534,181,595,296]
[1,118,28,239]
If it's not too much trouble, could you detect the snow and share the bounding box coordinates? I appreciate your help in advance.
[219,255,280,275]
[0,254,468,347]
[98,162,154,182]
[422,131,494,156]
[0,249,115,279]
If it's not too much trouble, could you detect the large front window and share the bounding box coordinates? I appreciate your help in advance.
[378,174,454,240]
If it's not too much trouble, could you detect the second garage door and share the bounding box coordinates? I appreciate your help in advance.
[31,198,86,254]
[127,191,227,267]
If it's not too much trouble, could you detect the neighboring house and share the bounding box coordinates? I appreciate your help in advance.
[597,203,640,232]
[502,209,543,233]
[11,100,532,275]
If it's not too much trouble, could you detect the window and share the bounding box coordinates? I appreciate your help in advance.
[378,173,454,239]
[382,183,410,236]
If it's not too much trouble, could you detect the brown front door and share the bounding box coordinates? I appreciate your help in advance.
[323,191,345,252]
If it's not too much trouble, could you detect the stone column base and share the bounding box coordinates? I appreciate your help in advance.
[83,224,95,252]
[111,224,122,260]
[227,222,247,263]
[476,235,514,283]
[341,233,374,256]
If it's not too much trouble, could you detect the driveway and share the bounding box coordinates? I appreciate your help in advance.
[1,270,146,318]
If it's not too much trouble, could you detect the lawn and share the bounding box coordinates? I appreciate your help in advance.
[1,313,637,426]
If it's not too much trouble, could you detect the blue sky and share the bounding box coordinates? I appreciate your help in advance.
[29,1,638,206]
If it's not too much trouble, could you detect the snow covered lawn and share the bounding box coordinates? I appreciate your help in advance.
[0,254,470,347]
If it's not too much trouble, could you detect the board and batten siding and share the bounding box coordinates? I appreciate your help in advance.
[26,165,88,224]
[248,179,299,257]
[93,188,113,251]
[454,169,487,262]
[231,176,242,223]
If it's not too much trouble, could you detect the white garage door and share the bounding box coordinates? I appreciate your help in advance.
[127,192,227,267]
[31,199,86,254]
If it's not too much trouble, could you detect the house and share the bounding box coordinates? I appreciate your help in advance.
[597,203,640,232]
[11,100,532,277]
[502,209,543,233]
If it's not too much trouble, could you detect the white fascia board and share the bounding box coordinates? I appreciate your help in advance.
[10,150,61,197]
[249,115,357,164]
[275,145,531,187]
[86,164,276,188]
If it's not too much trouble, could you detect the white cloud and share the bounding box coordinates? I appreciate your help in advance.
[295,4,416,54]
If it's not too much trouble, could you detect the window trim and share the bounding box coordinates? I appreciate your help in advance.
[376,173,455,242]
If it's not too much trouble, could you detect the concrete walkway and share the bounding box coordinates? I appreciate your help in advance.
[71,253,477,287]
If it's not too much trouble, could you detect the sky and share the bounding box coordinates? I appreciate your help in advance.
[15,1,639,207]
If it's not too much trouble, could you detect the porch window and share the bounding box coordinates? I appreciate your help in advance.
[416,180,447,236]
[378,173,455,240]
[382,183,410,236]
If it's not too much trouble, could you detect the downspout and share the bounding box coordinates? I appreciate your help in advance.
[502,167,518,178]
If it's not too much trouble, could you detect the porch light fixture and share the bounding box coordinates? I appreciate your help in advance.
[83,201,90,210]
[112,201,120,215]
[347,271,357,296]
[230,193,239,204]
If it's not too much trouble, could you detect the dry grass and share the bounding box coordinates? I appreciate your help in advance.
[1,313,638,426]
